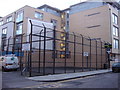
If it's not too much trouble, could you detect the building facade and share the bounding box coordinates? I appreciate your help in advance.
[69,1,120,61]
[0,0,120,61]
[0,5,62,52]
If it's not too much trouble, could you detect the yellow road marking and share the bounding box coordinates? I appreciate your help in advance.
[25,75,95,88]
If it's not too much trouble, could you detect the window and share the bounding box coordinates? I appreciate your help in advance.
[1,38,6,51]
[67,13,69,18]
[113,39,119,49]
[51,19,57,29]
[61,14,64,19]
[66,21,69,30]
[63,26,66,30]
[16,11,23,22]
[67,21,69,26]
[66,11,69,14]
[16,23,22,35]
[6,16,12,22]
[0,20,3,25]
[15,36,22,49]
[113,26,119,36]
[112,13,118,25]
[41,8,45,11]
[35,12,43,19]
[2,28,7,37]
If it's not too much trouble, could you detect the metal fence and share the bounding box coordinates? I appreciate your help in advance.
[1,21,109,77]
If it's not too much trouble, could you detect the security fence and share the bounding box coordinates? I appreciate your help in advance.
[1,20,109,77]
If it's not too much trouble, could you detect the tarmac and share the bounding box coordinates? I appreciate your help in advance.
[27,69,112,82]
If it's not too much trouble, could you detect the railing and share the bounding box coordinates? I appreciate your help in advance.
[0,20,109,77]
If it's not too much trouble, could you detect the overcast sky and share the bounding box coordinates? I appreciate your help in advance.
[0,0,119,17]
[0,0,86,17]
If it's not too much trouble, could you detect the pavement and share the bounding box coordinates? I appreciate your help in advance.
[27,69,112,82]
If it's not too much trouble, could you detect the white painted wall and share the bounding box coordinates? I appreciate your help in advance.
[0,22,14,51]
[24,18,54,51]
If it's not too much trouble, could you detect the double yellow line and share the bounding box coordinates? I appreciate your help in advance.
[25,75,95,88]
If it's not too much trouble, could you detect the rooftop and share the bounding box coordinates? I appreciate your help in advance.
[70,0,120,9]
[37,4,61,12]
[37,0,120,12]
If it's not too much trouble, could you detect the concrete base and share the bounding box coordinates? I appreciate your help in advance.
[27,69,112,82]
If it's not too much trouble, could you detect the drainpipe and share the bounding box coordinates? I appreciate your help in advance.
[109,7,113,59]
[109,7,112,68]
[13,12,16,38]
[109,8,112,47]
[12,12,16,54]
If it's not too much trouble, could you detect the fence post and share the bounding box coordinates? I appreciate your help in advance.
[2,38,6,55]
[42,24,46,75]
[89,37,92,71]
[104,41,108,68]
[96,40,98,70]
[101,41,103,69]
[64,31,69,73]
[53,27,56,74]
[73,32,76,73]
[20,34,23,71]
[27,34,30,73]
[6,37,11,54]
[12,36,16,54]
[38,29,43,73]
[29,20,33,77]
[80,34,84,72]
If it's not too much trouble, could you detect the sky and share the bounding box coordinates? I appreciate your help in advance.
[0,0,86,17]
[0,0,119,17]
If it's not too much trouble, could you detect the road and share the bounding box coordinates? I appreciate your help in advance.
[0,71,2,90]
[2,71,120,89]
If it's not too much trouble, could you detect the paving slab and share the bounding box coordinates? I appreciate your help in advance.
[27,69,112,82]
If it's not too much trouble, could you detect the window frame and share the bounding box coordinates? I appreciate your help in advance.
[112,13,118,25]
[2,27,7,37]
[34,12,43,19]
[51,19,57,28]
[113,26,119,37]
[6,16,12,22]
[16,11,23,23]
[113,39,119,49]
[16,23,23,35]
[67,13,69,18]
[0,20,3,25]
[61,14,64,19]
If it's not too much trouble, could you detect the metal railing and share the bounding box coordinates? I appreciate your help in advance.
[0,21,109,77]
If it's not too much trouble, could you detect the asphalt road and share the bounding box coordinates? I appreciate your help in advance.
[0,71,2,90]
[2,71,120,89]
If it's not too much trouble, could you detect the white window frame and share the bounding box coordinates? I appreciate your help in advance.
[2,28,7,35]
[35,12,43,19]
[112,13,118,25]
[41,8,45,11]
[16,11,23,23]
[113,26,119,36]
[0,20,3,25]
[6,16,12,22]
[113,39,119,49]
[16,23,23,35]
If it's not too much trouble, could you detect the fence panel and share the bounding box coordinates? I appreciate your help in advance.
[0,22,108,77]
